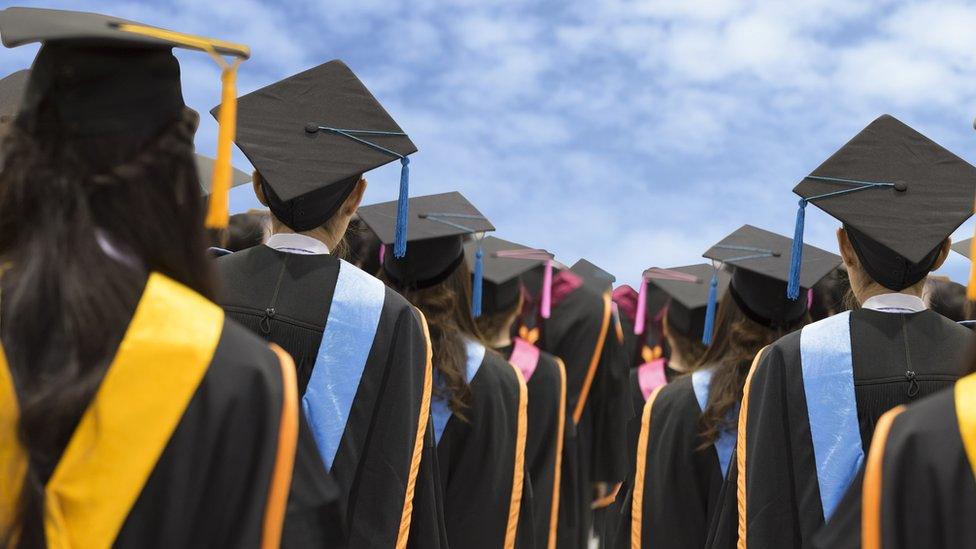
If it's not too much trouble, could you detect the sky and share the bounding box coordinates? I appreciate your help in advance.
[3,0,976,287]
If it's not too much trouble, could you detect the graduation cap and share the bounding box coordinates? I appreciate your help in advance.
[704,225,840,329]
[463,236,552,316]
[0,69,28,123]
[195,154,251,195]
[218,60,417,253]
[788,115,976,298]
[0,7,250,229]
[641,264,731,344]
[359,192,494,315]
[571,259,616,293]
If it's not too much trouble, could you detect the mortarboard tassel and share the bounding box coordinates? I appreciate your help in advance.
[541,259,554,319]
[702,270,719,345]
[379,243,386,265]
[968,236,976,300]
[203,57,242,229]
[394,157,410,258]
[634,277,648,336]
[786,198,807,301]
[472,245,484,318]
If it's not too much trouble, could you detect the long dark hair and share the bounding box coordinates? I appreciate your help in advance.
[0,107,216,547]
[386,260,484,418]
[696,294,808,449]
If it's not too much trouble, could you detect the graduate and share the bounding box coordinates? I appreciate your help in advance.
[728,115,976,549]
[813,365,976,549]
[360,192,532,549]
[0,7,318,547]
[214,60,444,547]
[520,255,632,547]
[467,236,568,549]
[613,227,838,549]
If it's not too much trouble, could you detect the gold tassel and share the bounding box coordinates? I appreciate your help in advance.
[968,235,976,300]
[205,61,240,229]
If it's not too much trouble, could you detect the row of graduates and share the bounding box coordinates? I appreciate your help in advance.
[594,117,976,547]
[0,7,635,549]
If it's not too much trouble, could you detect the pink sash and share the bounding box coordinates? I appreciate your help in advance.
[509,337,541,382]
[638,358,668,400]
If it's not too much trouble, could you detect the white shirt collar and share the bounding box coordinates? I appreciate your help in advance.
[861,293,927,313]
[265,233,330,255]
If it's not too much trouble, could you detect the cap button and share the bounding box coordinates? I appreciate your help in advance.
[772,251,782,257]
[893,181,908,192]
[304,123,320,134]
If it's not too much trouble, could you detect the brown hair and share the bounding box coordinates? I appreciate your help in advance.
[695,294,809,449]
[385,260,484,419]
[0,108,215,547]
[475,291,523,343]
[662,313,708,371]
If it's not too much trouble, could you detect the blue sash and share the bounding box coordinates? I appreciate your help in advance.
[799,311,863,520]
[302,260,385,471]
[431,339,485,445]
[691,368,737,477]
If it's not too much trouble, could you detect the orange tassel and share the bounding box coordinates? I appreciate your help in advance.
[205,61,240,229]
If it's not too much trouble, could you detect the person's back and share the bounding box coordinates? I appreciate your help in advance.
[361,192,533,549]
[471,236,569,549]
[728,114,976,548]
[214,60,444,547]
[0,9,316,547]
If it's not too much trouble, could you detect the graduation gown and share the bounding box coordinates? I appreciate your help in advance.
[0,273,318,548]
[432,340,531,548]
[605,367,732,548]
[217,245,445,548]
[501,338,568,549]
[526,271,631,548]
[727,307,970,549]
[813,372,976,549]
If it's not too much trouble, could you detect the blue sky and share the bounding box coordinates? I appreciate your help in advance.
[4,0,976,286]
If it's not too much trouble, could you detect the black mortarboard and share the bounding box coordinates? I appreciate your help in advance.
[360,192,494,313]
[0,69,28,124]
[195,154,251,196]
[571,259,616,293]
[788,115,976,296]
[218,60,417,249]
[643,264,731,343]
[463,236,550,315]
[704,225,840,328]
[0,6,249,229]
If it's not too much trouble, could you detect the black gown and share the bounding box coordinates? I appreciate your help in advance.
[606,369,731,548]
[813,373,976,549]
[0,273,337,548]
[501,341,568,549]
[714,308,970,549]
[217,245,446,548]
[527,273,631,548]
[433,342,533,548]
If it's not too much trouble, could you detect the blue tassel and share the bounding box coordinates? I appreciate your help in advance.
[787,198,806,300]
[394,156,410,258]
[472,246,484,318]
[702,271,718,345]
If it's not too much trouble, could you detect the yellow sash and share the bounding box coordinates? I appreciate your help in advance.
[0,273,223,548]
[955,373,976,482]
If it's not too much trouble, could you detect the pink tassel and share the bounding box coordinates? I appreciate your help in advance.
[379,244,386,264]
[807,287,814,310]
[541,259,553,319]
[634,277,648,335]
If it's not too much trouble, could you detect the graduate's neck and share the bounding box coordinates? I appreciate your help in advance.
[269,218,342,251]
[853,277,925,304]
